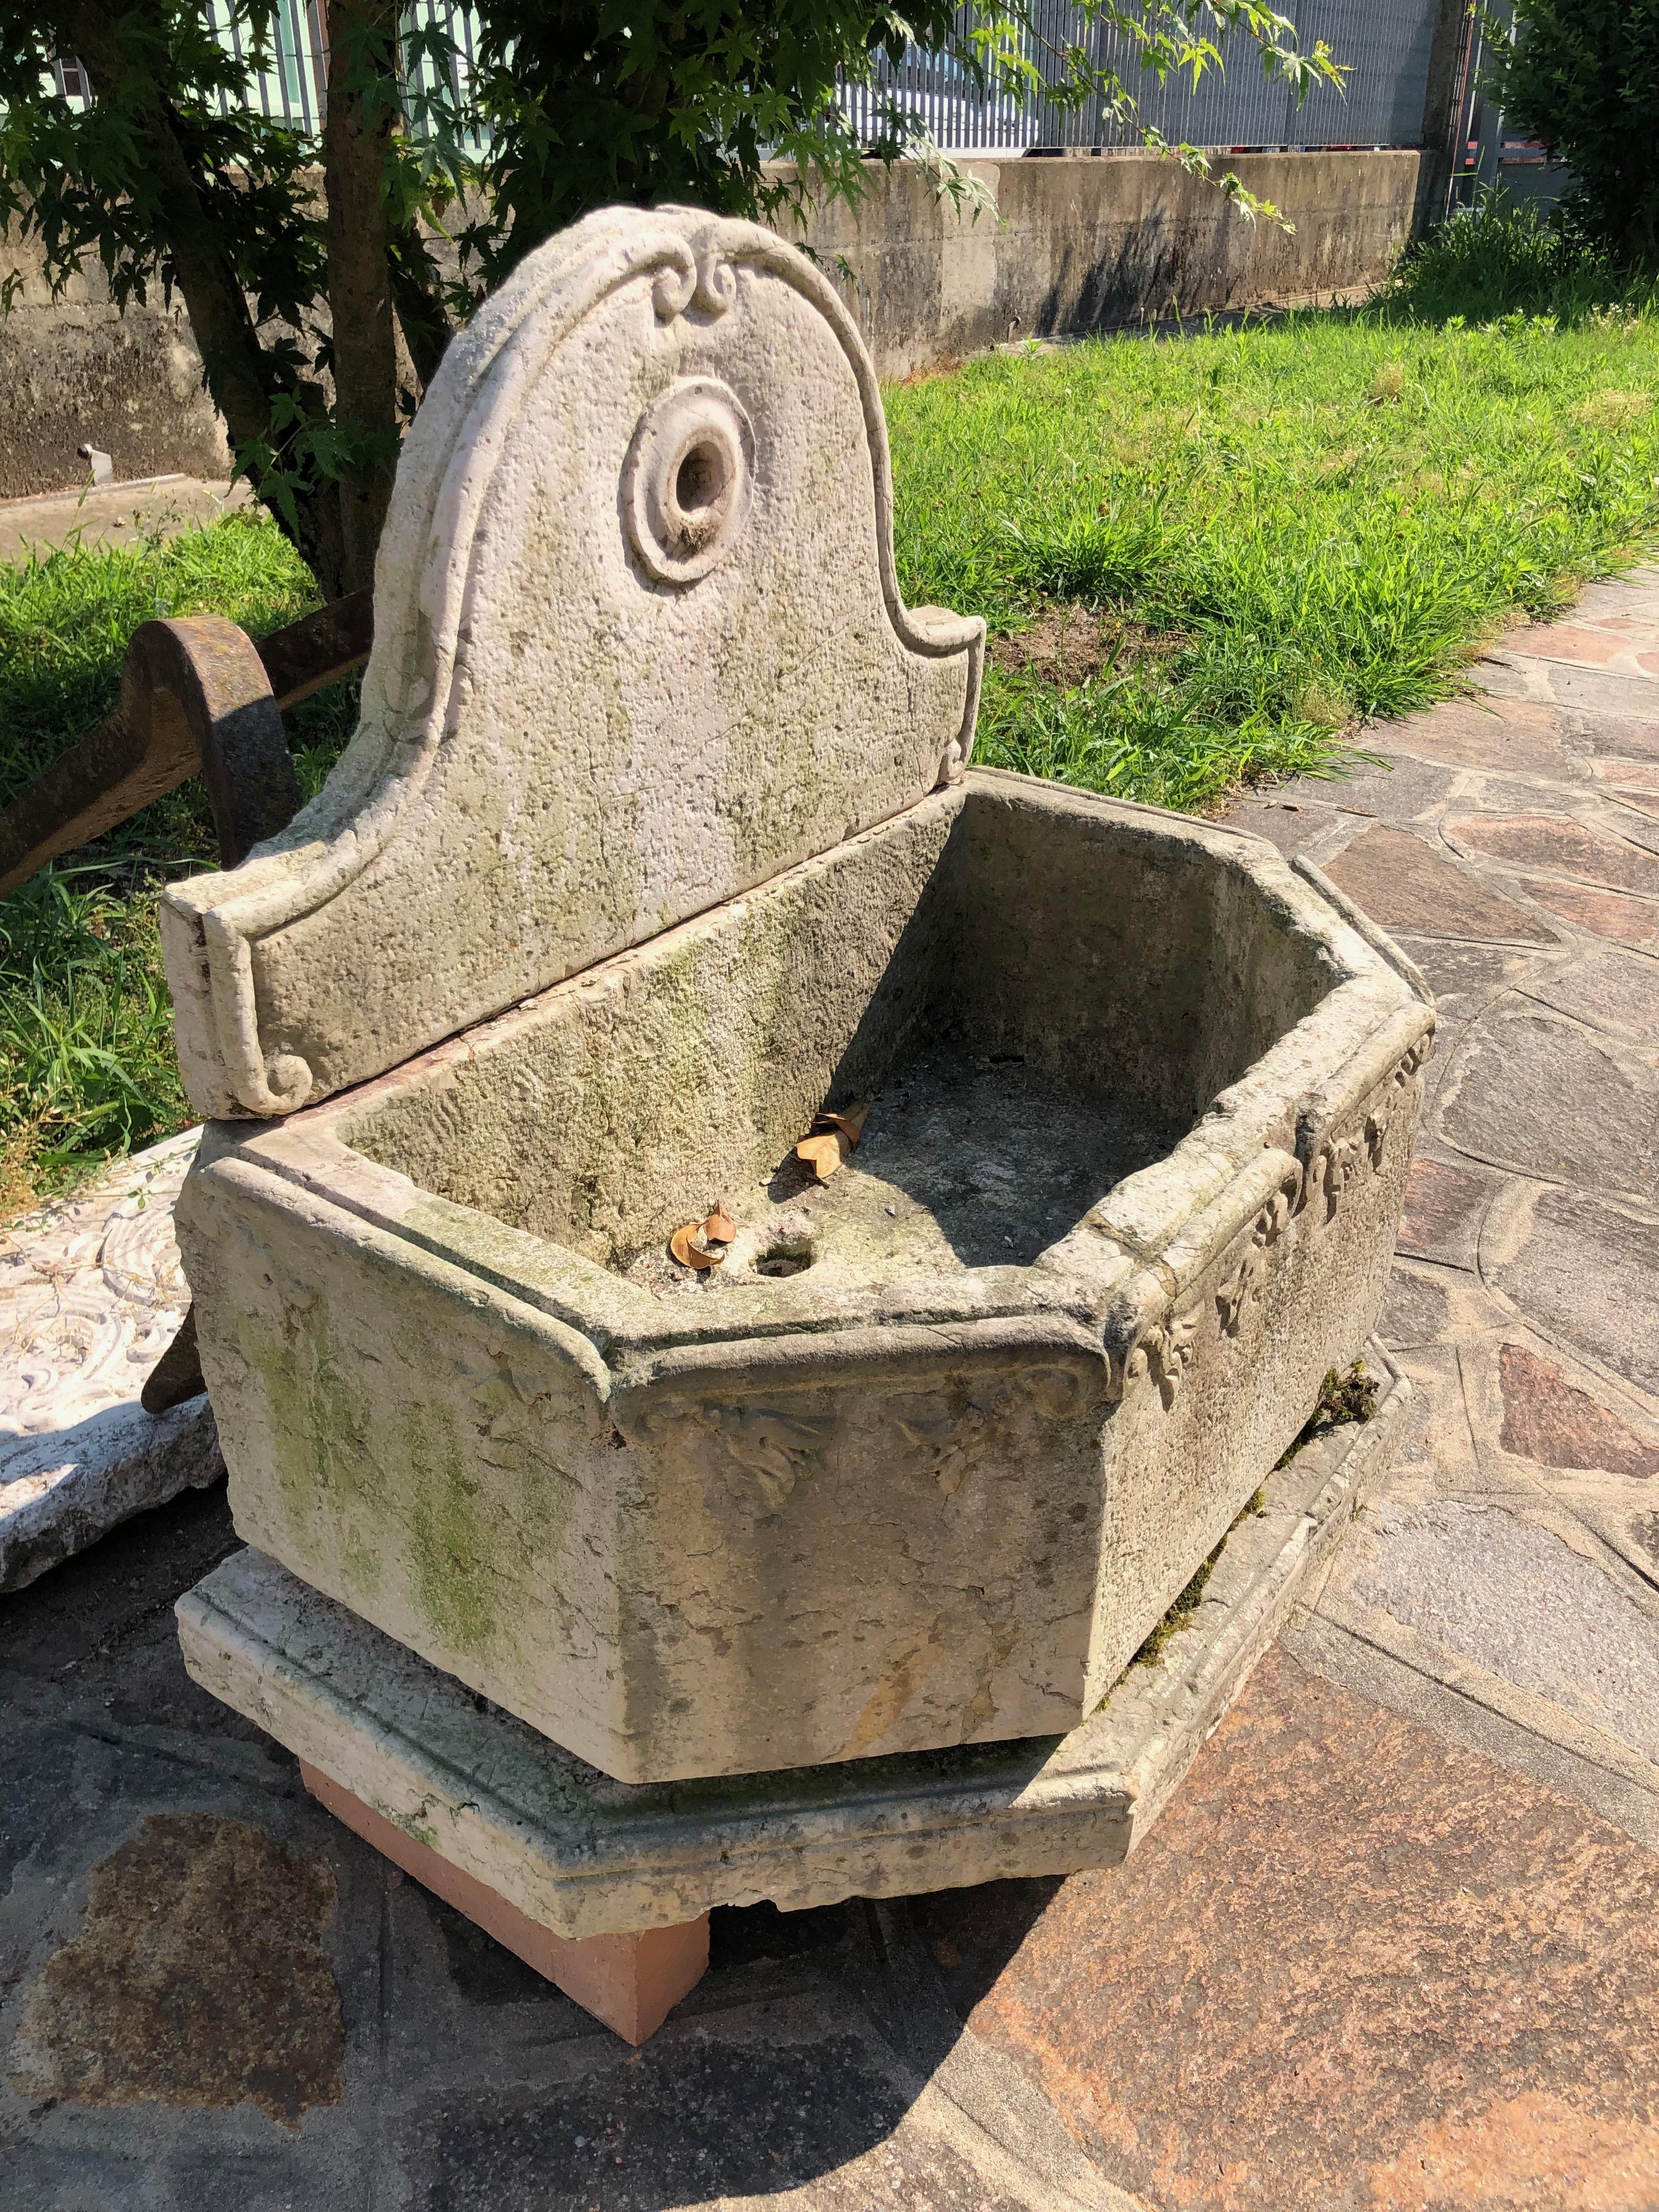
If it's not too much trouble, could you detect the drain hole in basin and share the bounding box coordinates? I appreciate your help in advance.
[755,1237,814,1279]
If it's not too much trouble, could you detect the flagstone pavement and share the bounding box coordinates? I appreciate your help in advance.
[4,574,1659,2210]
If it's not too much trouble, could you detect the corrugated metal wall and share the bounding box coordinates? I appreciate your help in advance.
[64,2,1440,157]
[839,0,1443,154]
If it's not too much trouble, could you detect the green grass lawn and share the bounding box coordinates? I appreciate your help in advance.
[3,204,1658,1210]
[0,516,356,1208]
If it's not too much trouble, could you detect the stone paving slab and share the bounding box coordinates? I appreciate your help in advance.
[912,1646,1659,2211]
[1232,567,1659,1882]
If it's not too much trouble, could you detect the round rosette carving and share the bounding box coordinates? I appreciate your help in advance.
[623,375,755,587]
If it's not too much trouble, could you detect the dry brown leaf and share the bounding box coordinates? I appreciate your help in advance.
[702,1203,736,1245]
[794,1131,849,1182]
[811,1098,871,1149]
[669,1221,722,1269]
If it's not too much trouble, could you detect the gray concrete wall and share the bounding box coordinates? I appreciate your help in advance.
[785,149,1427,380]
[0,230,229,498]
[0,149,1422,496]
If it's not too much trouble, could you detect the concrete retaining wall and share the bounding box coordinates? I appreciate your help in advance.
[1,149,1424,496]
[0,233,229,498]
[787,149,1427,380]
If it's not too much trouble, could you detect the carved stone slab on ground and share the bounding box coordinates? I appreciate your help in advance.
[0,1130,221,1592]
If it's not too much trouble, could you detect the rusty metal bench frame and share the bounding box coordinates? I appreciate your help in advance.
[1,586,373,1410]
[0,588,372,895]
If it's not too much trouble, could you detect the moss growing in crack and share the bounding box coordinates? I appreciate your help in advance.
[1130,1536,1226,1671]
[1276,1357,1378,1468]
[1126,1482,1272,1676]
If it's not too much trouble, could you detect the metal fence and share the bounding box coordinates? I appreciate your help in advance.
[55,1,1441,155]
[839,0,1443,154]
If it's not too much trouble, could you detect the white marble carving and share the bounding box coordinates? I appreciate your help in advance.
[1,1130,222,1589]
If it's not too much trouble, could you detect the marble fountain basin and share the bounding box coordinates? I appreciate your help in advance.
[177,766,1432,1786]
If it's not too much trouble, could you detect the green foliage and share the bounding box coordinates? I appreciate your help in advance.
[1311,1361,1379,1427]
[0,511,315,810]
[887,284,1659,811]
[1385,191,1659,324]
[461,2,1344,275]
[0,1,1341,593]
[1493,1,1659,269]
[0,867,185,1211]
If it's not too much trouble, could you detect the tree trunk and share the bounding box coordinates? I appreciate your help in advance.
[324,0,402,592]
[65,0,355,600]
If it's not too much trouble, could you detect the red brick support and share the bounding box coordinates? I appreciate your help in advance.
[299,1762,709,2044]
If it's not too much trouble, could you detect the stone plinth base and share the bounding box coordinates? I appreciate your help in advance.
[300,1761,708,2041]
[177,1346,1404,2040]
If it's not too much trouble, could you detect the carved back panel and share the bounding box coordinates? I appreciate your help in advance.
[161,205,983,1118]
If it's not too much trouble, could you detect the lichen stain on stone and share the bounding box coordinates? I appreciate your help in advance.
[243,1285,383,1606]
[6,1813,343,2129]
[405,1398,494,1661]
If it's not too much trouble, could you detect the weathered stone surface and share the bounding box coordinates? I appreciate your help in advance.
[1295,754,1458,824]
[1374,1260,1454,1351]
[158,206,982,1119]
[173,1358,1407,1938]
[166,202,1428,1792]
[1387,935,1547,1006]
[1383,695,1575,776]
[1433,1005,1657,1198]
[1521,942,1659,1038]
[1395,1156,1505,1271]
[0,1130,222,1591]
[1513,619,1654,671]
[1508,872,1659,945]
[1486,1186,1659,1400]
[1217,797,1335,856]
[1323,825,1555,942]
[180,783,1428,1781]
[5,1811,343,2128]
[1446,810,1659,894]
[1348,1499,1659,1767]
[1596,756,1659,793]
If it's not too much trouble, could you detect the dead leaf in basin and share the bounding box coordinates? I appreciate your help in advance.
[795,1098,872,1182]
[815,1099,871,1146]
[669,1222,723,1270]
[703,1203,736,1245]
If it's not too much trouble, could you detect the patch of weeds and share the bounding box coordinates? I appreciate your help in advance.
[1128,1486,1271,1674]
[888,235,1659,816]
[0,865,186,1211]
[1276,1358,1379,1468]
[1130,1537,1226,1671]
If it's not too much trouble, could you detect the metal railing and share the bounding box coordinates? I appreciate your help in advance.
[52,2,1440,155]
[837,0,1444,154]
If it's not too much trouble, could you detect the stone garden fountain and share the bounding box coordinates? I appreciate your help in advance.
[168,204,1431,2041]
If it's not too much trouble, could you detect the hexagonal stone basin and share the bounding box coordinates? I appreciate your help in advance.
[182,773,1431,1785]
[162,206,1433,1790]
